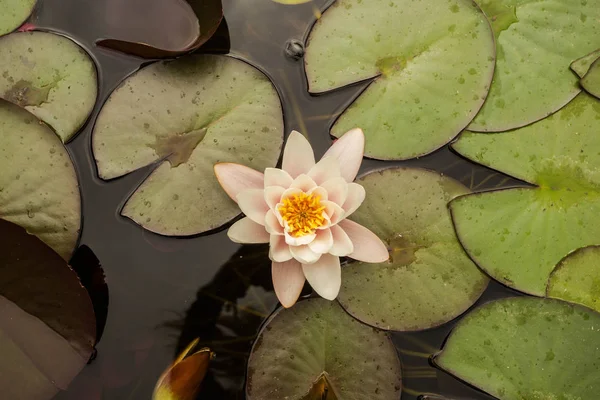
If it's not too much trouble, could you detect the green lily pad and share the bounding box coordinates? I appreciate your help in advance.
[451,93,600,296]
[0,99,80,260]
[581,58,600,99]
[0,0,36,36]
[0,218,96,400]
[246,298,402,400]
[571,49,600,78]
[0,31,98,142]
[547,246,600,313]
[304,0,495,160]
[338,168,489,331]
[434,297,600,400]
[468,0,600,132]
[93,54,283,236]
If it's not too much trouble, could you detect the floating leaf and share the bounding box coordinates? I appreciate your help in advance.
[0,99,80,259]
[434,297,600,400]
[246,298,402,400]
[0,0,37,36]
[468,0,600,132]
[153,338,213,400]
[338,168,488,331]
[0,218,96,400]
[304,0,495,159]
[581,58,600,99]
[93,54,283,235]
[571,48,600,78]
[0,31,97,142]
[451,93,600,296]
[547,246,600,313]
[96,0,223,58]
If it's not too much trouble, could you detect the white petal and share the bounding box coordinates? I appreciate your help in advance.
[307,186,328,202]
[342,183,366,217]
[282,130,315,178]
[322,128,364,182]
[214,163,264,203]
[321,177,348,206]
[272,260,305,308]
[280,187,303,201]
[302,254,341,300]
[307,157,341,185]
[329,225,354,256]
[265,209,284,235]
[308,228,334,254]
[284,231,316,246]
[264,168,293,188]
[291,244,322,264]
[236,189,268,226]
[290,174,317,192]
[227,217,270,243]
[322,200,345,225]
[339,220,389,263]
[264,186,285,210]
[269,235,293,262]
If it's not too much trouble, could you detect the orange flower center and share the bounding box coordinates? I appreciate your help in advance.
[278,192,326,237]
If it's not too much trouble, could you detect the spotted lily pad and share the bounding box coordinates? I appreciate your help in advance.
[338,168,488,331]
[451,93,600,296]
[304,0,495,160]
[0,0,37,36]
[93,54,283,235]
[571,49,600,78]
[0,218,96,400]
[547,246,600,313]
[581,58,600,99]
[434,297,600,400]
[246,298,402,400]
[468,0,600,132]
[0,99,80,260]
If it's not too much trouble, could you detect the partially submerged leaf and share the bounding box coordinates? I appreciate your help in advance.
[581,58,600,99]
[434,297,600,400]
[0,31,98,142]
[571,48,600,78]
[0,0,37,36]
[153,338,213,400]
[304,0,495,159]
[451,93,600,296]
[246,298,402,400]
[338,168,489,331]
[468,0,600,132]
[95,0,223,58]
[547,246,600,313]
[0,218,96,400]
[93,54,284,236]
[0,99,81,260]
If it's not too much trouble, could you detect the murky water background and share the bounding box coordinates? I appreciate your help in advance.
[25,0,527,398]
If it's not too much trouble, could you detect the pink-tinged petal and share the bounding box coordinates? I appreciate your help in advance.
[236,189,268,226]
[307,157,341,185]
[342,183,366,217]
[322,200,345,225]
[264,168,293,188]
[214,163,264,203]
[282,130,315,178]
[339,220,389,263]
[329,225,354,256]
[227,217,269,243]
[264,186,285,210]
[280,187,303,201]
[323,128,364,182]
[265,210,284,235]
[302,254,341,300]
[321,177,348,206]
[307,186,328,202]
[272,260,305,308]
[284,231,316,246]
[290,174,317,192]
[308,228,334,254]
[270,235,293,262]
[290,245,322,264]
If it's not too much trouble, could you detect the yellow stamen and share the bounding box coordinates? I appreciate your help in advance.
[278,192,326,237]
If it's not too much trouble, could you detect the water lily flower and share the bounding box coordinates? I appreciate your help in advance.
[214,129,389,308]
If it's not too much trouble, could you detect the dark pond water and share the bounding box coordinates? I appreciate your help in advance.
[25,0,527,398]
